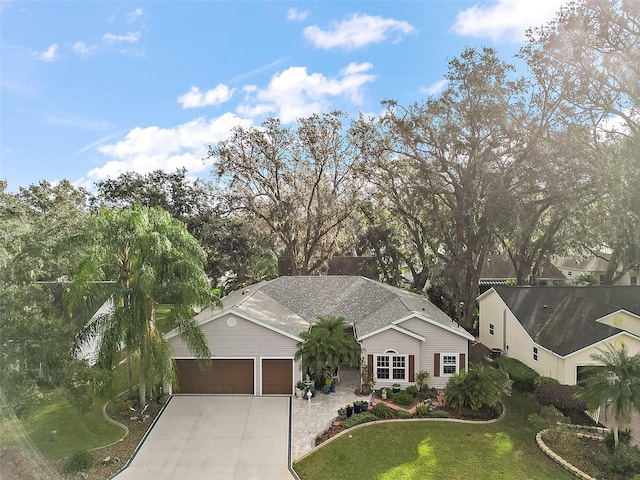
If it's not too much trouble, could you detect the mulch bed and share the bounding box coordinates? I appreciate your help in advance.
[314,398,502,446]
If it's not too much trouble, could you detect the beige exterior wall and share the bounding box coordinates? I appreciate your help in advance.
[167,312,301,395]
[361,316,469,390]
[562,334,640,385]
[479,290,640,385]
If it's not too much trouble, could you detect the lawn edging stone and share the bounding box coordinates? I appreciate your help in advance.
[89,397,129,452]
[536,429,598,480]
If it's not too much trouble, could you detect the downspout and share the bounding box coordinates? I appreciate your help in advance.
[502,309,507,354]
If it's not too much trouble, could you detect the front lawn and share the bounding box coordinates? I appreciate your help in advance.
[294,392,574,480]
[14,389,124,460]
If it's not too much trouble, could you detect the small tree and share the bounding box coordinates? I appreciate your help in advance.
[295,316,360,383]
[446,363,511,411]
[576,344,640,449]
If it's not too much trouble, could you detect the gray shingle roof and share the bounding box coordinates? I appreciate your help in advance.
[492,286,640,356]
[216,276,466,339]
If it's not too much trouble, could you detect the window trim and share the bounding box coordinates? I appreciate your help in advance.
[440,353,459,377]
[375,351,408,382]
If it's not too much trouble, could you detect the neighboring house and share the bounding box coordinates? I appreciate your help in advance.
[478,286,640,385]
[166,276,473,395]
[553,255,640,286]
[479,254,566,290]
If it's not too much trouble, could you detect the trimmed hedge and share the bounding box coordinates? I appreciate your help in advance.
[342,413,377,428]
[494,357,539,392]
[534,383,588,423]
[392,392,413,407]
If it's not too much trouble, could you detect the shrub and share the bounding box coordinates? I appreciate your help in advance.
[2,376,45,419]
[603,428,632,451]
[427,410,450,418]
[494,357,538,392]
[397,410,413,419]
[393,392,413,407]
[534,376,560,387]
[446,362,511,410]
[527,405,566,431]
[405,385,419,397]
[534,383,588,422]
[342,413,377,428]
[595,443,640,476]
[415,404,429,417]
[371,402,395,419]
[64,450,93,473]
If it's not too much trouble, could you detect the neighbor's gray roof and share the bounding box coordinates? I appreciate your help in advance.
[215,276,465,339]
[491,286,640,356]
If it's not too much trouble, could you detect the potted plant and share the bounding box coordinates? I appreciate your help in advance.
[392,383,401,393]
[337,407,347,420]
[360,400,369,412]
[353,401,362,414]
[296,381,306,397]
[346,403,353,417]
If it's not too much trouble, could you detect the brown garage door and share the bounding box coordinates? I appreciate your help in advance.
[262,359,293,394]
[175,359,254,394]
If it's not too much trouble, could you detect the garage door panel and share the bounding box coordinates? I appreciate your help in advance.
[262,359,293,395]
[175,359,254,394]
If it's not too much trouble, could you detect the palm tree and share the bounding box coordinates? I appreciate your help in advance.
[576,344,640,448]
[295,315,360,383]
[445,362,511,411]
[67,206,213,405]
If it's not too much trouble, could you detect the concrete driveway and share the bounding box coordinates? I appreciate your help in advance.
[113,396,295,480]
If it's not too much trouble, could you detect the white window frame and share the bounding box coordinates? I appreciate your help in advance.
[489,323,494,336]
[533,347,538,361]
[375,350,407,382]
[441,353,459,377]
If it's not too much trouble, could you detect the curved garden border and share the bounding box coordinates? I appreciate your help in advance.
[294,399,506,464]
[88,394,129,452]
[535,428,601,480]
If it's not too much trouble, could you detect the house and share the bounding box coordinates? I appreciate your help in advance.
[553,255,640,286]
[479,254,566,291]
[478,286,640,385]
[166,276,474,395]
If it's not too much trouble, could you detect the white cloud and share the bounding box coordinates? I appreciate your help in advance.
[177,84,235,109]
[421,79,448,96]
[72,41,96,58]
[103,32,140,44]
[79,113,252,186]
[237,62,376,123]
[128,8,143,23]
[304,13,415,50]
[452,0,569,42]
[37,43,58,62]
[287,7,309,21]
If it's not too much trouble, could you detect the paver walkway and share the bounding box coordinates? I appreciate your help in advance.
[290,366,371,460]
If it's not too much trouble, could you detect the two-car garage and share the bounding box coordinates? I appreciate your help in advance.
[174,358,294,395]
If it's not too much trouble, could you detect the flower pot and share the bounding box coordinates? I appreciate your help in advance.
[346,406,353,417]
[353,403,362,414]
[360,402,368,412]
[392,386,401,393]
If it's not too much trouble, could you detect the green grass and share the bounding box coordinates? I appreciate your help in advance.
[16,389,123,459]
[294,392,575,480]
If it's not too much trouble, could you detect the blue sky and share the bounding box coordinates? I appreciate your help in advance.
[0,0,569,191]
